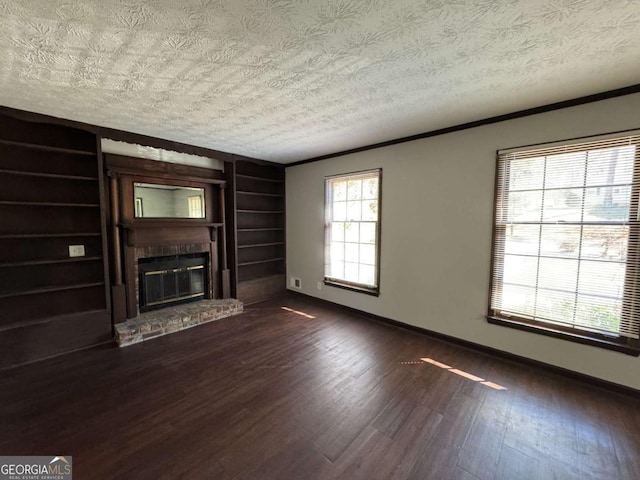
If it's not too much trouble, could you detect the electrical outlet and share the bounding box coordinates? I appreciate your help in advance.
[317,282,322,290]
[290,277,302,289]
[69,245,85,257]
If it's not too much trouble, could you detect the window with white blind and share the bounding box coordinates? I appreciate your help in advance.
[325,169,381,295]
[489,133,640,354]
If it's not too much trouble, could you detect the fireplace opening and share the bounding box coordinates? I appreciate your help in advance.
[138,253,209,312]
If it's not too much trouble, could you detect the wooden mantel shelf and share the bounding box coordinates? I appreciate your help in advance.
[120,222,222,248]
[120,222,223,229]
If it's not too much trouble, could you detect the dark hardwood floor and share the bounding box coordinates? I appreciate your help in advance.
[1,294,639,479]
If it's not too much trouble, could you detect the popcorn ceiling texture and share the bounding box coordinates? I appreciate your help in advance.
[0,0,639,162]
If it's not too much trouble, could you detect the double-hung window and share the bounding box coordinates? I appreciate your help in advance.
[325,169,381,295]
[489,133,640,354]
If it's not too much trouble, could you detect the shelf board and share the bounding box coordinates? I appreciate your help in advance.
[120,222,223,229]
[238,257,285,267]
[0,201,100,208]
[237,209,284,214]
[0,138,95,156]
[0,233,101,239]
[236,173,284,183]
[0,282,105,299]
[0,169,97,181]
[236,190,284,198]
[237,242,285,249]
[237,228,284,232]
[0,256,103,268]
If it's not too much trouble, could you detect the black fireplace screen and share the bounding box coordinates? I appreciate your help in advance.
[138,253,208,312]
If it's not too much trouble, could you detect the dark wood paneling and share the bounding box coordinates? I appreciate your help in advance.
[0,173,99,204]
[0,260,104,295]
[0,236,103,263]
[1,294,638,479]
[1,285,107,326]
[0,115,96,152]
[0,143,98,177]
[238,261,286,283]
[0,205,101,235]
[238,228,285,245]
[126,226,212,248]
[236,274,286,304]
[0,310,111,369]
[105,153,225,183]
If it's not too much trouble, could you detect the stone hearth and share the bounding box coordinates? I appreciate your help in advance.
[115,298,243,347]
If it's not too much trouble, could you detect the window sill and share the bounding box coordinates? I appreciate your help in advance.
[324,280,380,297]
[486,316,640,356]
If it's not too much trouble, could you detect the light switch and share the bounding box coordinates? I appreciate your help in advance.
[69,245,86,257]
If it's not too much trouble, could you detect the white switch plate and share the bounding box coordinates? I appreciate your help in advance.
[69,245,86,257]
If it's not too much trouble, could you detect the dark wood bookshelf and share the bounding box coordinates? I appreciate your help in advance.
[0,168,98,181]
[0,113,111,368]
[236,191,284,197]
[0,282,106,300]
[0,138,96,155]
[237,242,285,249]
[229,160,286,303]
[236,173,285,183]
[0,256,103,268]
[0,201,100,208]
[238,258,286,267]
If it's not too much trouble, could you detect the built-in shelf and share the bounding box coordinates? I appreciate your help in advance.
[0,169,97,181]
[0,138,95,156]
[0,201,100,208]
[0,282,105,300]
[237,242,285,249]
[0,309,107,334]
[236,191,284,198]
[232,160,286,303]
[0,233,102,239]
[236,209,284,214]
[237,227,284,232]
[236,173,284,183]
[238,257,285,267]
[0,256,103,268]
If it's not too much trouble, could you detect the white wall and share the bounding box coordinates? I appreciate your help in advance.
[286,93,640,390]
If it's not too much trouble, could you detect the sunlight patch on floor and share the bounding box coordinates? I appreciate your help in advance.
[418,357,508,390]
[281,306,316,319]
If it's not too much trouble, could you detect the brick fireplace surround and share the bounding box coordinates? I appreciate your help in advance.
[114,242,243,347]
[115,298,242,346]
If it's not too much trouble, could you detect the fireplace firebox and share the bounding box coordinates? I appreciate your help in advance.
[138,253,209,312]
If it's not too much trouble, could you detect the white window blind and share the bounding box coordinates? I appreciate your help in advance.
[325,169,380,293]
[490,134,640,345]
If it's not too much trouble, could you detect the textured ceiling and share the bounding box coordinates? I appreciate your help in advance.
[0,1,639,163]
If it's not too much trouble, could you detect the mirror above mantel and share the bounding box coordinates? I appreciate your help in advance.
[134,182,206,219]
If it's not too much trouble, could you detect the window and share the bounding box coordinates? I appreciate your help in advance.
[489,133,640,354]
[325,169,381,295]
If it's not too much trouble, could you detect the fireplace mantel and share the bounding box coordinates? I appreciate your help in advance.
[106,154,231,322]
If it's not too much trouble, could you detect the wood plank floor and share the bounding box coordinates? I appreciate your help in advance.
[1,294,639,479]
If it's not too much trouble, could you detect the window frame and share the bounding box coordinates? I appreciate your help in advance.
[487,133,640,356]
[324,168,382,296]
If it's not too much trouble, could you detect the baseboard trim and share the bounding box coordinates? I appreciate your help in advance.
[285,290,640,400]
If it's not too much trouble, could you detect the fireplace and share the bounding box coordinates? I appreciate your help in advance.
[138,253,208,312]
